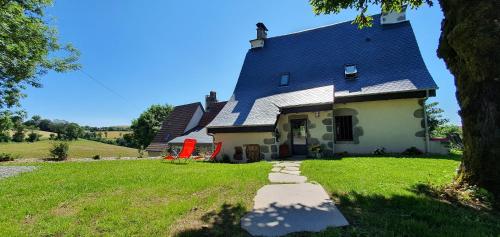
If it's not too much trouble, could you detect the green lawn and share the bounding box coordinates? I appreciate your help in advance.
[301,157,500,236]
[0,160,271,236]
[0,139,138,159]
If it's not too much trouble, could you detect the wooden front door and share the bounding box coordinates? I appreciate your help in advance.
[245,144,261,162]
[291,119,308,155]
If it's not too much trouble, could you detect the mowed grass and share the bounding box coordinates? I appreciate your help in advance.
[0,139,138,159]
[96,131,131,139]
[301,157,500,236]
[0,160,271,236]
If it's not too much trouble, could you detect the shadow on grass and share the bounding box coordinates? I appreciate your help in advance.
[307,152,462,162]
[172,192,499,237]
[160,161,189,165]
[316,190,500,236]
[175,203,250,237]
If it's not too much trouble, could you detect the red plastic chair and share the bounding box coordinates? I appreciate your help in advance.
[194,142,222,162]
[208,142,222,161]
[164,139,197,162]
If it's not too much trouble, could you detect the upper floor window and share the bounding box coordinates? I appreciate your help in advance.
[345,64,358,79]
[280,73,289,86]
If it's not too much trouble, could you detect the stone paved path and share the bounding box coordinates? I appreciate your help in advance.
[241,161,348,236]
[0,166,37,179]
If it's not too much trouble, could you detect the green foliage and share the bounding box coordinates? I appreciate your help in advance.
[0,153,18,162]
[433,123,461,138]
[49,121,84,140]
[0,111,13,142]
[309,0,433,28]
[425,102,449,133]
[131,104,173,148]
[26,131,42,142]
[11,126,25,142]
[23,115,42,127]
[49,142,69,161]
[0,0,80,110]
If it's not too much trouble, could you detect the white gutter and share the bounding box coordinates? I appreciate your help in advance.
[423,90,430,153]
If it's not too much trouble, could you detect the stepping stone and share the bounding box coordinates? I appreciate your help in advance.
[269,173,307,183]
[280,170,301,175]
[283,166,300,171]
[274,163,300,168]
[271,167,282,172]
[241,183,349,236]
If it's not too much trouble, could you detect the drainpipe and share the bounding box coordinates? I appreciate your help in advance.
[423,90,430,154]
[331,86,336,156]
[331,103,335,155]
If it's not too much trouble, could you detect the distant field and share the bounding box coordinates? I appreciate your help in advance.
[8,130,55,140]
[0,139,138,159]
[95,131,131,139]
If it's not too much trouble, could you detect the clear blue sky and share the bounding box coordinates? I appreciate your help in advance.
[21,0,460,127]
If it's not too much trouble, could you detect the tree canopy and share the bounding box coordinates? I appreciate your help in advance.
[131,104,173,149]
[309,0,433,28]
[0,0,80,110]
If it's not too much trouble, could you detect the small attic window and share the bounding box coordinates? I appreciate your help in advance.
[345,64,358,79]
[280,73,289,86]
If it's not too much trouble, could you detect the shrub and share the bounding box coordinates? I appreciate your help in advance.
[0,133,10,142]
[26,131,41,142]
[0,153,17,162]
[92,154,101,160]
[221,154,231,163]
[49,142,69,161]
[373,147,386,155]
[12,128,25,142]
[402,146,423,156]
[49,133,56,140]
[137,148,145,158]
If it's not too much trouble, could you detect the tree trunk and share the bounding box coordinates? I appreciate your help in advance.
[437,0,500,202]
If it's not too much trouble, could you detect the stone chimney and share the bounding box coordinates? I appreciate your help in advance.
[250,22,268,49]
[205,91,218,112]
[256,22,268,39]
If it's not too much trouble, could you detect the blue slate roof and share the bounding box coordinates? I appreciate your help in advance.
[208,15,437,128]
[168,127,213,144]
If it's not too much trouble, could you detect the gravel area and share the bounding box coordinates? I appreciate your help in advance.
[0,166,37,179]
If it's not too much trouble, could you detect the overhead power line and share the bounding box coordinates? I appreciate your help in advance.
[79,69,141,110]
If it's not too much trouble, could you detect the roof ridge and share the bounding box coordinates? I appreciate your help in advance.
[268,13,383,40]
[174,102,202,108]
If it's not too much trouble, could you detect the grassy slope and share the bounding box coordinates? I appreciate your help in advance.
[0,139,138,159]
[96,131,132,139]
[301,157,500,236]
[0,161,270,236]
[8,130,55,140]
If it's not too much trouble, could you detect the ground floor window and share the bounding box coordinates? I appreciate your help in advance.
[335,116,353,141]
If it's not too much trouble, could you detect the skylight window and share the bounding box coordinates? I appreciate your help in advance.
[280,73,289,86]
[345,64,358,79]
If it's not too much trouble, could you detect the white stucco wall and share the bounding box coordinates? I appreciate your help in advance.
[213,132,275,162]
[333,98,425,153]
[213,98,429,159]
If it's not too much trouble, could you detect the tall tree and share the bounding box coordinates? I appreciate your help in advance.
[309,0,500,201]
[425,102,449,134]
[0,0,79,110]
[131,104,173,148]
